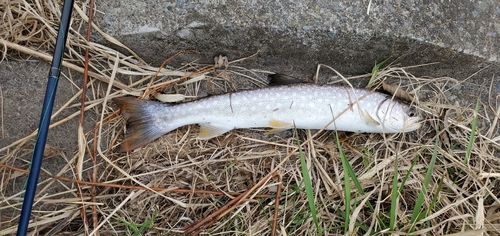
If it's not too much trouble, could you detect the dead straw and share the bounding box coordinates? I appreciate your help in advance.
[0,0,499,235]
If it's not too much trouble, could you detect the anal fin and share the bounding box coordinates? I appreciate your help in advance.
[265,128,287,134]
[266,118,293,134]
[197,123,233,139]
[268,118,293,128]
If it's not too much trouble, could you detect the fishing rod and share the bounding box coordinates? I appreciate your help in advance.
[16,0,75,235]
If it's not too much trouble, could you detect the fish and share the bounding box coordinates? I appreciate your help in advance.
[113,84,421,152]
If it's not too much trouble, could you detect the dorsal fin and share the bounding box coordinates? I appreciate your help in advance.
[268,74,305,86]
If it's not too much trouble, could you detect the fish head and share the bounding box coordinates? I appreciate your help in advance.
[375,98,421,133]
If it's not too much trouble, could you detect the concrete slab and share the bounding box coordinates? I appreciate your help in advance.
[94,0,499,66]
[0,60,95,173]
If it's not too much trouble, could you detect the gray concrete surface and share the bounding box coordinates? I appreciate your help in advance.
[98,0,500,61]
[1,0,500,156]
[0,61,94,170]
[95,0,500,66]
[92,0,500,98]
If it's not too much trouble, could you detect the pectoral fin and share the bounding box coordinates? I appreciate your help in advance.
[363,110,380,126]
[197,123,233,139]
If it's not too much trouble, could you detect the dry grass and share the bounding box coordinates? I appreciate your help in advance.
[1,0,500,235]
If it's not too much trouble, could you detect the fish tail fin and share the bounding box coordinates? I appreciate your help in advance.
[113,97,169,152]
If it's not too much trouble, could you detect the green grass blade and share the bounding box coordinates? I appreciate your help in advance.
[427,176,444,216]
[392,152,421,230]
[367,58,389,88]
[465,99,480,165]
[389,156,399,230]
[409,132,439,231]
[334,131,351,234]
[117,210,157,236]
[399,154,420,193]
[294,129,322,236]
[361,148,373,168]
[333,133,386,232]
[137,211,156,235]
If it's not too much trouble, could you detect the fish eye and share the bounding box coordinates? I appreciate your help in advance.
[407,107,417,117]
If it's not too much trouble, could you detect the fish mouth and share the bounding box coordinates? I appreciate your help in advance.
[402,116,422,131]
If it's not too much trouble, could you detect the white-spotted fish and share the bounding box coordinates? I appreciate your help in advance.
[114,83,421,151]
